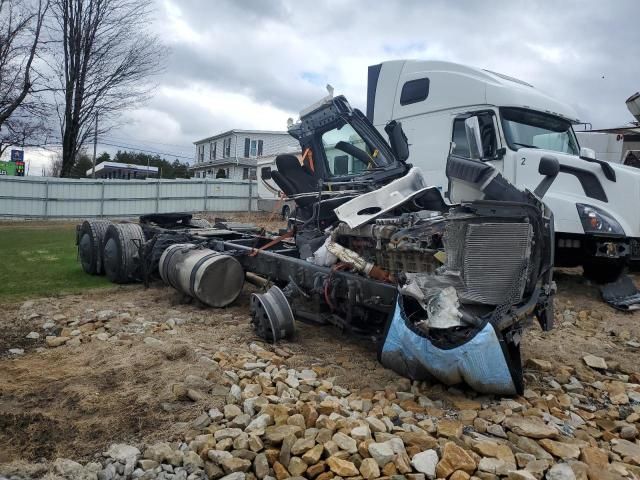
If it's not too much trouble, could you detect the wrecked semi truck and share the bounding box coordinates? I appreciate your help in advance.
[76,95,558,395]
[367,60,640,282]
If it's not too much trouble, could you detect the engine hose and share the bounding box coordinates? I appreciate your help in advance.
[325,241,391,282]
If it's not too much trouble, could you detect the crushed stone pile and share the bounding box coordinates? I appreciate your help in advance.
[11,337,638,480]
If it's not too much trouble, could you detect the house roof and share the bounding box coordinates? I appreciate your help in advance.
[189,158,257,170]
[194,129,291,145]
[86,161,158,176]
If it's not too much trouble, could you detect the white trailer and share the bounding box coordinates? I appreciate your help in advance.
[576,129,640,166]
[367,60,640,281]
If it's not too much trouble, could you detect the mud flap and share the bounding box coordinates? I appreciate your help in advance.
[379,299,519,395]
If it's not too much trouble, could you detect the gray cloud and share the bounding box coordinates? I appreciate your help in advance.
[98,0,639,161]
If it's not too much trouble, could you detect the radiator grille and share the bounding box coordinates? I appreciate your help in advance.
[446,222,532,305]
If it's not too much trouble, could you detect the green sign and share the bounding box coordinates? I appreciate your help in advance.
[0,161,23,176]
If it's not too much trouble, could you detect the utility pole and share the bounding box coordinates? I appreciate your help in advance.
[92,112,98,178]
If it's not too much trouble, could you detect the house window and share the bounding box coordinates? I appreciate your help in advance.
[210,142,217,160]
[243,167,249,180]
[244,138,264,157]
[198,145,204,162]
[223,138,231,158]
[216,168,227,179]
[261,166,272,179]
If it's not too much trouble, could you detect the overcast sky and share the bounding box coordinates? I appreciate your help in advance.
[20,0,640,173]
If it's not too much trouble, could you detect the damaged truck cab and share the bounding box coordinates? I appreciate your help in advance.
[240,94,557,395]
[76,94,558,396]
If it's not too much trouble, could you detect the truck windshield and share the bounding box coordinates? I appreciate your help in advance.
[321,121,391,176]
[500,107,579,155]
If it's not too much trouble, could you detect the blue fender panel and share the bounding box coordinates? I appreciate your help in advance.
[380,300,517,395]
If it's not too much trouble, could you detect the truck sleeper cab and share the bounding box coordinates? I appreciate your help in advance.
[368,60,640,282]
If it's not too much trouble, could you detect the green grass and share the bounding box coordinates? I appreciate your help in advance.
[0,223,112,302]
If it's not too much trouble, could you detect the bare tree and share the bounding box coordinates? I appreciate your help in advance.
[0,0,51,150]
[0,114,48,156]
[50,0,165,177]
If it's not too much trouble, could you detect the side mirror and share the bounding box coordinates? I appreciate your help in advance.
[464,116,484,160]
[534,155,560,199]
[580,147,596,160]
[538,155,560,177]
[384,120,410,162]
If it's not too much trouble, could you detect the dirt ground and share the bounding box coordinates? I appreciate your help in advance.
[0,283,396,465]
[1,269,639,467]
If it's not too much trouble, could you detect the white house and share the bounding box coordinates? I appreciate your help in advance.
[190,129,299,180]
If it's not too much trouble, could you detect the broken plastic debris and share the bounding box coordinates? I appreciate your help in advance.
[399,272,464,310]
[417,287,463,330]
[600,274,640,311]
[380,298,518,395]
[309,237,338,267]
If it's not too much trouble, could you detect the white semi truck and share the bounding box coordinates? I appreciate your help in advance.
[367,60,640,281]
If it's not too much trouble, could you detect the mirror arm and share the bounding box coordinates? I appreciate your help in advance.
[534,175,556,198]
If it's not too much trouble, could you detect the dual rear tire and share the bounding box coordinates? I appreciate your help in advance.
[102,223,145,283]
[78,216,209,284]
[78,220,112,275]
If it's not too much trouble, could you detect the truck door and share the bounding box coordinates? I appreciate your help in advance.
[447,112,504,203]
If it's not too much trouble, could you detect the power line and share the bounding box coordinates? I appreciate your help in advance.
[98,137,192,156]
[98,141,194,160]
[21,136,194,161]
[100,135,192,149]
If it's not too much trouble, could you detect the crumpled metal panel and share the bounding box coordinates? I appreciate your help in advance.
[380,299,517,395]
[334,167,439,228]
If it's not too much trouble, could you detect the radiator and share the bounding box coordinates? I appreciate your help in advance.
[445,222,532,305]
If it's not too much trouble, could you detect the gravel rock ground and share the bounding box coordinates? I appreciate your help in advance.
[1,270,640,480]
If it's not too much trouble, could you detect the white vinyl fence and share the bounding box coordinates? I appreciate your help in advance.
[0,176,257,218]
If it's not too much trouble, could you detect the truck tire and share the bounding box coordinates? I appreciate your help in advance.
[78,219,112,275]
[187,217,211,228]
[582,258,626,284]
[103,223,145,283]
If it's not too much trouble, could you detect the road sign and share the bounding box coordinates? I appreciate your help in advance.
[0,162,17,175]
[10,149,24,162]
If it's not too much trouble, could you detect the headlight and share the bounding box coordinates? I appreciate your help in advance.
[576,203,625,236]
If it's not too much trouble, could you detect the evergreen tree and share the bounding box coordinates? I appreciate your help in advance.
[69,153,94,178]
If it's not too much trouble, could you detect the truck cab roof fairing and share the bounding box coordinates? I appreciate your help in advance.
[370,60,580,125]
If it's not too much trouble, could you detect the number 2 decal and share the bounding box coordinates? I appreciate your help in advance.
[521,157,526,166]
